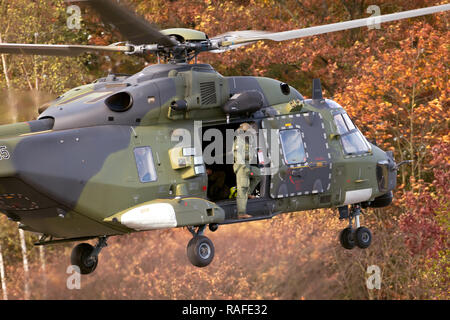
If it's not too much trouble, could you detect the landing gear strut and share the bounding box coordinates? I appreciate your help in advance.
[70,236,108,275]
[339,205,372,250]
[186,225,215,267]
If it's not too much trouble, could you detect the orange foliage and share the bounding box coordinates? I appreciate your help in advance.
[4,212,345,300]
[2,209,446,300]
[335,19,449,185]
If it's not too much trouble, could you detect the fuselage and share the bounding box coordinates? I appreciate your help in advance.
[0,63,397,239]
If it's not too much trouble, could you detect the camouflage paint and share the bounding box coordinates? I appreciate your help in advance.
[0,63,396,240]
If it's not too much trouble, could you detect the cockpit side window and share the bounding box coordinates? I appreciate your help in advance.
[334,113,371,155]
[134,147,158,183]
[341,131,370,155]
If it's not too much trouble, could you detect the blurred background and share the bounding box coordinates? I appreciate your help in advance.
[0,0,448,299]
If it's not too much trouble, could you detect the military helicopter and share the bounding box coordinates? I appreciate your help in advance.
[0,0,448,274]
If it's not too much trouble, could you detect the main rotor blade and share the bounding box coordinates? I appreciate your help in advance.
[214,4,450,50]
[83,0,176,46]
[0,43,131,56]
[210,31,271,53]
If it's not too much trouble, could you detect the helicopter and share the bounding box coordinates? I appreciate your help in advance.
[0,0,448,274]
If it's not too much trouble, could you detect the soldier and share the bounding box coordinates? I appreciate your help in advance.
[233,122,261,218]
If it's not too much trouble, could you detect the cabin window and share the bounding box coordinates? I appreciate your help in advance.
[134,147,158,183]
[280,129,307,164]
[334,113,371,155]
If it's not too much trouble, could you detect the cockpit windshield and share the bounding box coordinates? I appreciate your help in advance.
[333,113,371,155]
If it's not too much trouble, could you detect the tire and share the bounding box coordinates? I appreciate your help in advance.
[355,227,372,249]
[71,243,98,275]
[339,227,355,250]
[187,236,215,267]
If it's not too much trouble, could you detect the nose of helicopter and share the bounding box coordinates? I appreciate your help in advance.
[377,150,396,183]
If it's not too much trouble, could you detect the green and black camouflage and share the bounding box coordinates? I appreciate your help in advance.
[0,63,397,241]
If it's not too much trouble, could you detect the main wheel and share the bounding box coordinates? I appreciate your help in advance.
[187,236,215,267]
[71,243,98,275]
[355,227,372,249]
[339,227,355,250]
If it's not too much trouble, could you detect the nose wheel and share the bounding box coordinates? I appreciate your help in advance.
[339,205,372,250]
[186,225,215,267]
[339,227,356,249]
[354,226,372,249]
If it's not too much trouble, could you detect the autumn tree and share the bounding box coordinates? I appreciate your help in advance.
[0,0,94,123]
[334,18,449,188]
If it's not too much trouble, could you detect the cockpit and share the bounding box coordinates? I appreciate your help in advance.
[330,106,372,156]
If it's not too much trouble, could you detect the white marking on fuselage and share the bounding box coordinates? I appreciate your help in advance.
[343,188,372,205]
[120,203,177,231]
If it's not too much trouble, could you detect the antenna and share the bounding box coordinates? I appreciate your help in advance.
[312,79,323,100]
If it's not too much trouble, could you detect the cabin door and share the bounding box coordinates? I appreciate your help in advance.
[262,112,332,199]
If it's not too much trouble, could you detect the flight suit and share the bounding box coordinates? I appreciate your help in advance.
[233,125,261,216]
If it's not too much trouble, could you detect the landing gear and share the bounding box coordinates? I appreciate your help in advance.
[186,225,215,267]
[338,205,372,250]
[70,236,108,275]
[355,227,372,249]
[339,227,355,249]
